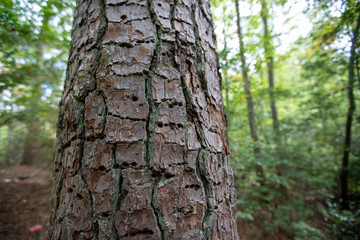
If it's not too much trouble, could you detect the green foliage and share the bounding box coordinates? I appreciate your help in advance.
[0,0,74,165]
[320,200,360,239]
[214,0,360,238]
[292,221,326,240]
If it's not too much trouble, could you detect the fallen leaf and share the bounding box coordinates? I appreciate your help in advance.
[29,224,43,233]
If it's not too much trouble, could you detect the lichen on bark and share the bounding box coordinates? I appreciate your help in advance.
[48,0,239,239]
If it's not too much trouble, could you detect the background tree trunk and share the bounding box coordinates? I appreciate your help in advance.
[21,122,39,165]
[235,0,265,183]
[222,26,230,126]
[260,0,280,139]
[340,12,360,210]
[48,0,239,239]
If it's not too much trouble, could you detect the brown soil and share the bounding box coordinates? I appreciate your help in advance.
[0,165,52,240]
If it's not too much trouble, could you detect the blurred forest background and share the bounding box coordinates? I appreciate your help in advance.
[0,0,359,239]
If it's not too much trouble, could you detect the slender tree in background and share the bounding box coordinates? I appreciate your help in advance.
[223,26,230,111]
[48,0,239,239]
[235,0,265,183]
[260,0,280,139]
[220,5,231,122]
[21,6,52,165]
[217,3,234,127]
[340,10,360,210]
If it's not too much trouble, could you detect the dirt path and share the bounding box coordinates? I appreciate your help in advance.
[0,165,52,240]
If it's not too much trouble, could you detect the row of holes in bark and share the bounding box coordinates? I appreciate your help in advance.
[157,122,183,128]
[131,97,184,106]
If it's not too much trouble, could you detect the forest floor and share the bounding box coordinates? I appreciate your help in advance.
[0,165,52,240]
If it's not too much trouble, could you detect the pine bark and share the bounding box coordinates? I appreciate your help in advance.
[48,0,239,239]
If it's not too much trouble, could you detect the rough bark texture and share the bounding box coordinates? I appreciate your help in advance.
[48,0,239,239]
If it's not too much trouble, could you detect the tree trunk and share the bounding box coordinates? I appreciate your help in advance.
[223,26,230,125]
[48,0,239,239]
[21,10,50,166]
[21,123,39,165]
[6,125,12,166]
[260,0,280,139]
[340,12,360,210]
[235,0,265,183]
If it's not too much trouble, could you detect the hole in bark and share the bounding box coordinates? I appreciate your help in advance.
[162,52,166,56]
[55,169,59,172]
[102,212,110,218]
[218,163,221,168]
[76,194,83,200]
[178,102,183,107]
[79,18,86,27]
[114,163,120,169]
[98,166,106,171]
[157,3,162,7]
[206,30,209,35]
[143,70,149,75]
[177,123,183,128]
[165,172,174,178]
[68,188,73,193]
[185,184,201,190]
[73,231,80,238]
[131,162,137,166]
[125,229,154,237]
[151,172,161,178]
[121,15,127,20]
[157,122,163,128]
[123,162,129,167]
[169,104,174,108]
[132,96,138,101]
[119,42,133,48]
